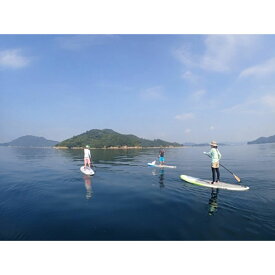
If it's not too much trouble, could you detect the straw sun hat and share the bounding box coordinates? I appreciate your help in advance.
[210,141,218,146]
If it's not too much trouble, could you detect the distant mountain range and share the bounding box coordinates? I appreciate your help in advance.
[56,129,182,148]
[183,142,226,147]
[248,134,275,144]
[183,143,209,147]
[0,135,59,147]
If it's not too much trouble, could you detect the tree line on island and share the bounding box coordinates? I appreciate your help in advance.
[0,129,181,148]
[1,130,275,148]
[247,134,275,144]
[56,129,181,148]
[0,135,58,147]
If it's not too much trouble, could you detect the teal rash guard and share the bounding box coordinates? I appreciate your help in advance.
[206,148,222,163]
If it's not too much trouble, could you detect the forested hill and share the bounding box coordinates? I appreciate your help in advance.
[56,129,182,148]
[0,135,58,147]
[248,134,275,144]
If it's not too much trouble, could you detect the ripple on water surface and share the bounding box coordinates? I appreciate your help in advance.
[0,145,275,240]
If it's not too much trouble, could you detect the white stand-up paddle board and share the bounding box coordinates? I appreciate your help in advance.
[180,174,249,191]
[80,166,95,176]
[148,161,176,169]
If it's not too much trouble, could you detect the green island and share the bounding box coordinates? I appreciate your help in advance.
[248,134,275,144]
[55,129,182,149]
[0,135,58,147]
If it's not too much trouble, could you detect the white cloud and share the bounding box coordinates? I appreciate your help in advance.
[174,35,257,72]
[239,57,275,78]
[222,99,260,114]
[191,89,206,101]
[0,49,30,69]
[140,86,165,100]
[201,35,253,71]
[174,112,195,120]
[222,93,275,114]
[184,128,191,134]
[175,45,195,67]
[181,70,200,84]
[57,35,116,50]
[182,71,193,79]
[210,126,215,130]
[261,94,275,108]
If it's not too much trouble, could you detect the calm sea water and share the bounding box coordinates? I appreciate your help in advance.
[0,144,274,240]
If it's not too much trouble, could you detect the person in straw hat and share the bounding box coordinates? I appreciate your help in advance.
[84,145,92,169]
[204,141,222,184]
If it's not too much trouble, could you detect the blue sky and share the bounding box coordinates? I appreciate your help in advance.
[1,34,275,143]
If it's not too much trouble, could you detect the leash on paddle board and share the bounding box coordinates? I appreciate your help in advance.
[204,154,241,182]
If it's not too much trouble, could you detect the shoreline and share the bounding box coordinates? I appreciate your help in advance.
[0,145,185,149]
[54,146,185,150]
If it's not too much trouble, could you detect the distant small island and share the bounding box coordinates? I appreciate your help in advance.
[55,129,182,149]
[248,134,275,144]
[0,135,59,147]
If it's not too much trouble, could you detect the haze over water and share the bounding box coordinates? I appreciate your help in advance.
[0,144,274,240]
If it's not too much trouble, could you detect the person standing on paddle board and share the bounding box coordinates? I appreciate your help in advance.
[84,145,92,169]
[159,148,165,165]
[204,141,222,184]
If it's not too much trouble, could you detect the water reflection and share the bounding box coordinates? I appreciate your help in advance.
[208,189,219,216]
[159,169,165,189]
[83,175,93,200]
[152,169,165,188]
[57,148,147,163]
[11,147,53,161]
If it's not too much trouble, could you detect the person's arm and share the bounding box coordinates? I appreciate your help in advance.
[218,150,221,160]
[203,150,211,156]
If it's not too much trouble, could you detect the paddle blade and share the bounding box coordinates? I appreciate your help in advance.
[233,174,241,183]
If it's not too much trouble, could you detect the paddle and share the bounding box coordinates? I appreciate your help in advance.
[204,153,241,182]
